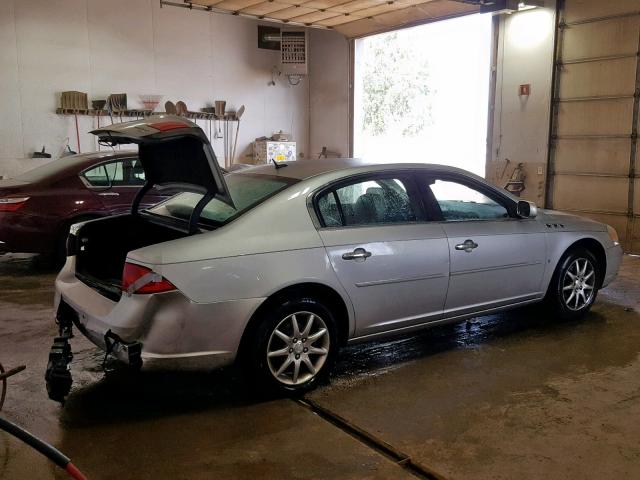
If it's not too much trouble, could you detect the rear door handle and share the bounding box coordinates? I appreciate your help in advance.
[98,192,119,196]
[342,248,372,261]
[455,239,478,253]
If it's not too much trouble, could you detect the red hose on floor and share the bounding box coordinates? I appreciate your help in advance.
[66,462,87,480]
[0,416,87,479]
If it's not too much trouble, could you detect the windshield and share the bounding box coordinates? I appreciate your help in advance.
[148,172,298,226]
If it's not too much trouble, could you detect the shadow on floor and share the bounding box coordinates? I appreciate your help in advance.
[60,303,612,427]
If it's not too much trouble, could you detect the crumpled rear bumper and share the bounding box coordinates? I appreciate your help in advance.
[49,257,265,401]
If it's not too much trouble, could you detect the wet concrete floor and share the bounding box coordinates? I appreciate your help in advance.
[0,253,639,479]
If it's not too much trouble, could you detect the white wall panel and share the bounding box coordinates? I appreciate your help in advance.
[309,29,350,159]
[0,0,24,173]
[13,0,92,171]
[0,0,310,177]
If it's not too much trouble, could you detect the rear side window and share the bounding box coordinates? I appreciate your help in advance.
[83,159,145,187]
[83,165,110,186]
[317,177,417,227]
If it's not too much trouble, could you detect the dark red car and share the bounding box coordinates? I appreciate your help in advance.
[0,151,167,262]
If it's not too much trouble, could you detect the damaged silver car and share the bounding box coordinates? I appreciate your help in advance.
[46,115,623,401]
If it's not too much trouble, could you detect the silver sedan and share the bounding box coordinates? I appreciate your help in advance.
[46,116,623,400]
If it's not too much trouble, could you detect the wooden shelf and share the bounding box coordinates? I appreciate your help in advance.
[56,108,239,121]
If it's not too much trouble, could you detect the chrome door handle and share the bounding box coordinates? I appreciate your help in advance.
[98,192,119,196]
[342,248,372,261]
[455,239,478,253]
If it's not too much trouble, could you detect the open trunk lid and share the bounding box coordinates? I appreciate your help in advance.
[91,115,232,209]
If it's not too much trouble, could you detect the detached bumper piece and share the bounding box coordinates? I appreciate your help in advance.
[45,336,73,403]
[45,303,75,403]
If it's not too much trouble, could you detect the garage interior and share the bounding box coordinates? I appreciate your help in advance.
[1,0,640,478]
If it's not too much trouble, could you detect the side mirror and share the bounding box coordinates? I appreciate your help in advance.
[516,200,537,219]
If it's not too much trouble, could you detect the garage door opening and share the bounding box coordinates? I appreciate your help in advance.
[353,14,493,177]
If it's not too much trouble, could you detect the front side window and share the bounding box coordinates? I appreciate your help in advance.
[149,173,297,226]
[317,177,417,227]
[428,178,509,221]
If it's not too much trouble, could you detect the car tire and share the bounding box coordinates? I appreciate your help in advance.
[244,297,339,395]
[545,247,599,320]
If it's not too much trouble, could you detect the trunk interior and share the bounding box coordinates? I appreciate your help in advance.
[74,214,188,299]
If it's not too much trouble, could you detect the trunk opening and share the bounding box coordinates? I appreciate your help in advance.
[74,215,188,299]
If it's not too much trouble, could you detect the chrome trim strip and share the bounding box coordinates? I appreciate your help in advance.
[142,350,230,359]
[355,272,447,288]
[450,261,542,276]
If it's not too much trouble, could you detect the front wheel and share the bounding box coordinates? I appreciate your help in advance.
[244,298,338,394]
[545,248,599,320]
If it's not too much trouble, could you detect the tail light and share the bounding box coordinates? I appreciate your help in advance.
[0,197,29,212]
[121,262,176,295]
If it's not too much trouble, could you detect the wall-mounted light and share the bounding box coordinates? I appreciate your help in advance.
[480,0,544,15]
[509,8,551,48]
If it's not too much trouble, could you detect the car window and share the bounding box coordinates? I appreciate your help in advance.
[149,173,298,226]
[428,179,509,221]
[317,177,417,227]
[129,159,146,185]
[317,192,342,227]
[104,161,124,184]
[83,165,110,187]
[83,159,145,187]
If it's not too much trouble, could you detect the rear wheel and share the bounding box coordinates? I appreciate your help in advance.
[244,297,338,394]
[545,248,599,320]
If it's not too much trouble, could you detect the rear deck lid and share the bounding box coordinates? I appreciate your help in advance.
[91,115,232,206]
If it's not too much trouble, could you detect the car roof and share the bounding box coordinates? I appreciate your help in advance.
[15,150,137,184]
[233,157,482,181]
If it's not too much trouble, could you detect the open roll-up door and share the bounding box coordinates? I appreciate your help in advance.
[548,0,640,253]
[185,0,479,37]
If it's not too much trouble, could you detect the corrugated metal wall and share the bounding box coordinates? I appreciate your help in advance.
[548,0,640,253]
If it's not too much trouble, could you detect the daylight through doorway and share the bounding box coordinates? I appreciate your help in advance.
[353,14,493,177]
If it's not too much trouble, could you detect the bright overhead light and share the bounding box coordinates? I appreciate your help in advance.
[518,1,540,11]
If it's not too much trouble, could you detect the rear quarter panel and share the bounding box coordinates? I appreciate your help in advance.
[129,180,357,336]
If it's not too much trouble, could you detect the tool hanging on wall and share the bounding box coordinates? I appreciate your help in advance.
[231,105,245,163]
[165,101,177,115]
[175,101,188,116]
[106,94,127,124]
[32,147,51,159]
[224,115,231,168]
[214,101,225,141]
[504,162,526,196]
[61,138,77,157]
[74,113,81,153]
[317,146,340,159]
[91,100,106,151]
[60,92,87,154]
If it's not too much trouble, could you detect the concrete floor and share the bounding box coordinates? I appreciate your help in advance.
[1,254,639,479]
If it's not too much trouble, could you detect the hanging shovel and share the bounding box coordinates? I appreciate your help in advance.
[231,105,245,164]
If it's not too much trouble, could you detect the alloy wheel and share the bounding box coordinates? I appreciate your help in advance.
[266,311,330,386]
[562,258,596,311]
